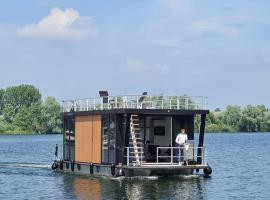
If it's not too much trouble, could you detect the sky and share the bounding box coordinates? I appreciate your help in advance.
[0,0,270,110]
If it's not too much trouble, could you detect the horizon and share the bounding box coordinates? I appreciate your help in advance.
[1,0,269,110]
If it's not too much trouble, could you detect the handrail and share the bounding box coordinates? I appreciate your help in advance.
[125,147,144,166]
[156,146,207,166]
[124,146,207,166]
[62,95,208,112]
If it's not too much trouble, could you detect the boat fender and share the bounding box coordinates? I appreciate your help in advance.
[90,163,94,174]
[66,162,70,169]
[116,168,125,177]
[51,161,58,170]
[77,163,81,171]
[111,163,116,176]
[71,160,75,172]
[203,166,212,176]
[59,160,64,170]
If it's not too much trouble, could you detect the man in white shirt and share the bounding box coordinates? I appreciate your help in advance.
[175,128,188,163]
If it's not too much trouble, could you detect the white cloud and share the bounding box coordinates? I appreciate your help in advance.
[121,57,169,74]
[143,0,240,48]
[17,7,98,40]
[190,20,239,37]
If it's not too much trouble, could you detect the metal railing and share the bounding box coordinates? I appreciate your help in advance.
[125,147,144,166]
[156,146,207,166]
[63,95,207,112]
[125,146,207,166]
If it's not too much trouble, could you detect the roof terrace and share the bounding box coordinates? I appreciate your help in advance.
[62,94,208,112]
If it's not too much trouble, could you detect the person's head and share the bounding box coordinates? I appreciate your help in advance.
[180,128,186,134]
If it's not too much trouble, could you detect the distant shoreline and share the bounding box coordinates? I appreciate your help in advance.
[0,132,61,135]
[1,132,269,135]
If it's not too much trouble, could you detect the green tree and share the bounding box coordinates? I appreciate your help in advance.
[40,97,62,134]
[13,103,42,133]
[222,105,242,132]
[0,89,4,115]
[3,85,41,113]
[13,106,33,132]
[261,112,270,132]
[239,105,267,132]
[3,104,16,123]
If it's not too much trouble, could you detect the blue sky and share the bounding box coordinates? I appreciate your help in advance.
[0,0,270,110]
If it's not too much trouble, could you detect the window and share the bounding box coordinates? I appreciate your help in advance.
[102,114,116,163]
[154,126,165,136]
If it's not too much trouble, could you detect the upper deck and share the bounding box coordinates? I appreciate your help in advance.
[62,94,208,113]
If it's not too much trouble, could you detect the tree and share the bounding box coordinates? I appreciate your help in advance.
[0,89,4,115]
[3,104,16,123]
[3,85,41,114]
[222,105,242,131]
[13,106,33,132]
[13,103,42,133]
[261,112,270,132]
[40,97,62,134]
[239,105,267,132]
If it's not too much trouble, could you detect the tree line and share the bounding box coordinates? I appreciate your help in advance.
[0,85,62,134]
[203,105,270,133]
[0,85,270,134]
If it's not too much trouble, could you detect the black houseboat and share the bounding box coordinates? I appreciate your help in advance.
[52,91,212,177]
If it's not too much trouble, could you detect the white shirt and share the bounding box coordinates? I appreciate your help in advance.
[175,133,187,145]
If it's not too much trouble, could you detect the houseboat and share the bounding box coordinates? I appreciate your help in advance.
[52,91,212,177]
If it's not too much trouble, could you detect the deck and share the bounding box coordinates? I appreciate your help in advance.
[62,94,208,112]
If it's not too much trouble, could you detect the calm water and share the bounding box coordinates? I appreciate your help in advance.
[0,133,270,200]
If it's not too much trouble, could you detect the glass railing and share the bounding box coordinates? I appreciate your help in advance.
[63,95,207,112]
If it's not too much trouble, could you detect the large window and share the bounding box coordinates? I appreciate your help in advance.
[64,116,75,161]
[102,115,116,163]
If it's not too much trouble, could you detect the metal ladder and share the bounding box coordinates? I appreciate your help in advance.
[129,114,144,165]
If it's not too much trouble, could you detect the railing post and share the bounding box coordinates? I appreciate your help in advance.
[100,98,103,110]
[127,148,129,166]
[171,147,173,165]
[177,99,179,109]
[156,147,159,166]
[185,97,188,109]
[86,99,89,111]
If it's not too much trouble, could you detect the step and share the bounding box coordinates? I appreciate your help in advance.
[130,138,143,141]
[129,141,143,145]
[130,152,144,154]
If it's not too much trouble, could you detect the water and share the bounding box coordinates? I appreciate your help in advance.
[0,133,270,200]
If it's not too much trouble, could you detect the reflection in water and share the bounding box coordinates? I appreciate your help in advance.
[62,174,209,200]
[74,178,102,200]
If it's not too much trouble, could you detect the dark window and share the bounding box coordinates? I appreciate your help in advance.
[64,116,75,161]
[154,126,165,136]
[102,114,116,163]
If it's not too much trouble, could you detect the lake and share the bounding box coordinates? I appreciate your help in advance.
[0,133,270,200]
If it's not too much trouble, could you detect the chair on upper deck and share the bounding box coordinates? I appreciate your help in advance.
[99,90,109,109]
[138,92,150,109]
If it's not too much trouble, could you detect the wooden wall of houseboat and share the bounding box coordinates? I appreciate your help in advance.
[92,115,101,163]
[75,115,101,164]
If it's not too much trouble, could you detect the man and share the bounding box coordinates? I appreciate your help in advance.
[175,128,188,163]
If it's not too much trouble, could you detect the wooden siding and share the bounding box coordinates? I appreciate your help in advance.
[92,115,102,164]
[75,116,93,162]
[75,115,101,164]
